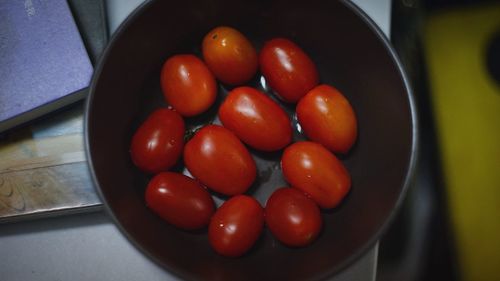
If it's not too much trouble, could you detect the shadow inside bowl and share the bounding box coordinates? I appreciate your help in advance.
[85,0,416,280]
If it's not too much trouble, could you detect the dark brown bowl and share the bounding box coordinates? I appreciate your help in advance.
[85,0,418,280]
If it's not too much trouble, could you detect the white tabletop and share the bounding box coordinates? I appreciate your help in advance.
[106,0,391,37]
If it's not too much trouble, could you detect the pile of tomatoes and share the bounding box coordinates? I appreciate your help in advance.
[130,26,357,257]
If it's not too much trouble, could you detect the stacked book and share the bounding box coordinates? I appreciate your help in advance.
[0,0,108,222]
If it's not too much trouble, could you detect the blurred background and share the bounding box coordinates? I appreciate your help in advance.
[377,0,500,280]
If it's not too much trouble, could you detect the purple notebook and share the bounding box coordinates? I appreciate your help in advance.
[0,0,93,133]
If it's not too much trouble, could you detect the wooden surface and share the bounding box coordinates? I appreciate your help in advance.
[0,102,102,223]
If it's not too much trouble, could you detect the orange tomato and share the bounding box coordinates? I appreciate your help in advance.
[160,54,217,117]
[297,84,357,154]
[202,26,258,85]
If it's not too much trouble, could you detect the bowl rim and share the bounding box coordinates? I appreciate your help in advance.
[84,0,419,279]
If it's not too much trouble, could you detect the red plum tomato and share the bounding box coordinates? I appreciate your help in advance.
[183,125,256,196]
[160,54,217,117]
[130,108,184,174]
[202,26,258,85]
[218,86,292,151]
[281,141,351,209]
[145,172,215,230]
[259,38,319,103]
[297,84,357,154]
[209,195,264,257]
[265,188,322,247]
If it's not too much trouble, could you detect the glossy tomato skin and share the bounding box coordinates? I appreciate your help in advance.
[281,141,351,209]
[160,54,217,117]
[145,172,215,230]
[202,26,258,85]
[265,188,322,247]
[130,108,185,174]
[297,85,357,154]
[218,86,292,151]
[183,125,256,196]
[209,195,264,257]
[259,38,319,103]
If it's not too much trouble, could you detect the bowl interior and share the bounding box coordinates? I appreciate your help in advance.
[86,0,415,280]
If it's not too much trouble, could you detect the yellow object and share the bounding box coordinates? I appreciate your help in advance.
[424,4,500,281]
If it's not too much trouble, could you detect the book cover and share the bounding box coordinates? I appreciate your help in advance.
[0,0,93,133]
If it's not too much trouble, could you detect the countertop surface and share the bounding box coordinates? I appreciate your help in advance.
[0,0,391,280]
